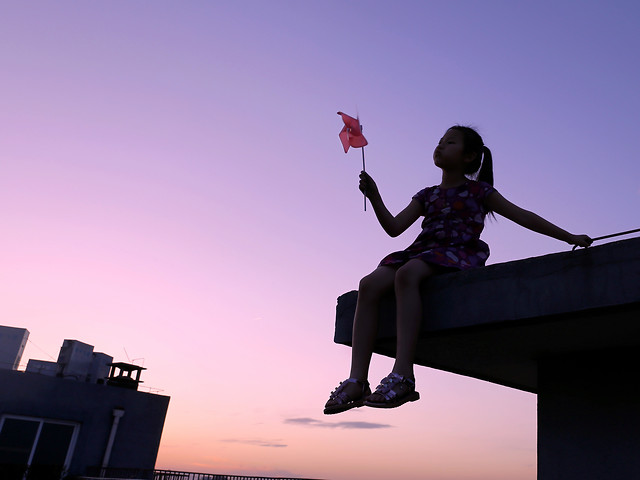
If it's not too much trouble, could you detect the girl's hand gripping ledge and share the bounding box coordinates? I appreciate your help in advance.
[569,234,593,249]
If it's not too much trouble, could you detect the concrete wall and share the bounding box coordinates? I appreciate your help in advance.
[537,350,640,479]
[334,237,640,392]
[0,369,169,477]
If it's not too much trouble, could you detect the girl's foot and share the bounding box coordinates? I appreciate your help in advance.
[364,373,420,409]
[324,378,371,415]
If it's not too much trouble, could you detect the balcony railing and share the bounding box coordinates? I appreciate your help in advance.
[80,467,322,480]
[155,471,322,480]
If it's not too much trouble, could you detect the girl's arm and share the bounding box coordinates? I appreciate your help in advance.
[359,171,423,237]
[485,191,592,247]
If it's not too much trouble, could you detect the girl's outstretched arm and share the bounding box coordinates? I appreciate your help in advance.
[359,171,423,237]
[486,191,592,247]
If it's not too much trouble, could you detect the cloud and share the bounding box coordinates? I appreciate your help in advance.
[284,417,393,429]
[221,438,287,448]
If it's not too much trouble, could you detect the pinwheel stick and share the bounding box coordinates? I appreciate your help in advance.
[362,146,367,211]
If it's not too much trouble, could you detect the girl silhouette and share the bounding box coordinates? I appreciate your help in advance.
[324,125,592,414]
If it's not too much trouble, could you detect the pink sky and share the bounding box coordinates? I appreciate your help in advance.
[2,2,639,479]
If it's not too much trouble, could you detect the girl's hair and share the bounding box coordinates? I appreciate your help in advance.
[449,125,494,186]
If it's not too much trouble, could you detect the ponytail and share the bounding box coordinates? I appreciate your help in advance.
[449,125,494,186]
[449,125,495,217]
[477,145,494,186]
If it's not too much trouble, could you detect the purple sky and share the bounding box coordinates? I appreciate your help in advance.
[2,2,639,479]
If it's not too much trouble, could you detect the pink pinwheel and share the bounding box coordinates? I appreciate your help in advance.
[338,111,369,210]
[337,111,368,152]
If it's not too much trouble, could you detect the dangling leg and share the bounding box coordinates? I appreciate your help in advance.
[324,266,396,414]
[366,259,437,408]
[350,266,396,380]
[393,259,438,376]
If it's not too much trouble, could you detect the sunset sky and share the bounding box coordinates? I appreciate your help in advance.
[2,2,639,479]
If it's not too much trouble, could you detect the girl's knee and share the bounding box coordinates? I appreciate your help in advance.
[395,260,435,289]
[394,267,415,289]
[358,274,379,296]
[358,268,394,297]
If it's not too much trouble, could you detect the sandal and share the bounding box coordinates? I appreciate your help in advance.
[324,378,371,415]
[364,373,420,409]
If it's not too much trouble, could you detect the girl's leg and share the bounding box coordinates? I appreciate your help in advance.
[392,259,438,378]
[349,266,396,381]
[324,266,395,413]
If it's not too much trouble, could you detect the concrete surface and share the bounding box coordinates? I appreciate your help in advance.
[334,237,640,392]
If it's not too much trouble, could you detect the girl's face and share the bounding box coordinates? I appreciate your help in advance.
[433,129,467,170]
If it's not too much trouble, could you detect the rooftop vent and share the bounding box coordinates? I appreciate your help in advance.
[106,362,146,390]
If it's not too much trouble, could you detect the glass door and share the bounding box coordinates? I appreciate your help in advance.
[0,416,79,480]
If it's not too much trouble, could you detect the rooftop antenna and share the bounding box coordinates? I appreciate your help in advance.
[123,347,145,366]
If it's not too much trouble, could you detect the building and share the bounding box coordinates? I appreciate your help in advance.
[0,327,170,480]
[0,326,29,371]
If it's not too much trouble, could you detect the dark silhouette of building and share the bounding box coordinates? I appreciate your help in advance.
[0,330,170,480]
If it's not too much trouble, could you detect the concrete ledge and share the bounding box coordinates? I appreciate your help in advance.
[537,349,640,479]
[334,237,640,392]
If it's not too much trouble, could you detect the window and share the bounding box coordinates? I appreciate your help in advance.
[0,415,79,480]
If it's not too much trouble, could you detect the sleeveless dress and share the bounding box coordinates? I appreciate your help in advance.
[379,180,496,270]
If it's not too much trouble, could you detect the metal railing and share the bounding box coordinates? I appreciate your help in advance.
[80,468,322,480]
[154,471,322,480]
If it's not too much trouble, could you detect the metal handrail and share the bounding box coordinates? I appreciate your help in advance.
[153,471,324,480]
[81,468,323,480]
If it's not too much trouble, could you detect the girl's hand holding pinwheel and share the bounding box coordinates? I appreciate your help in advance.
[359,171,379,201]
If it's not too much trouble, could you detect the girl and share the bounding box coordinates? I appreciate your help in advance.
[324,125,592,415]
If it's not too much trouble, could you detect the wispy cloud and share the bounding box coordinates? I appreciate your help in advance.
[284,417,393,429]
[221,438,288,448]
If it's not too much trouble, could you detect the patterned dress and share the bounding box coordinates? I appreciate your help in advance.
[379,180,496,270]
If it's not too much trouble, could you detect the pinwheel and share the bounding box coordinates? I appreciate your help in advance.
[338,111,368,209]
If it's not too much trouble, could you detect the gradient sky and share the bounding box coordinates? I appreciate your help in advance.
[2,2,639,479]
